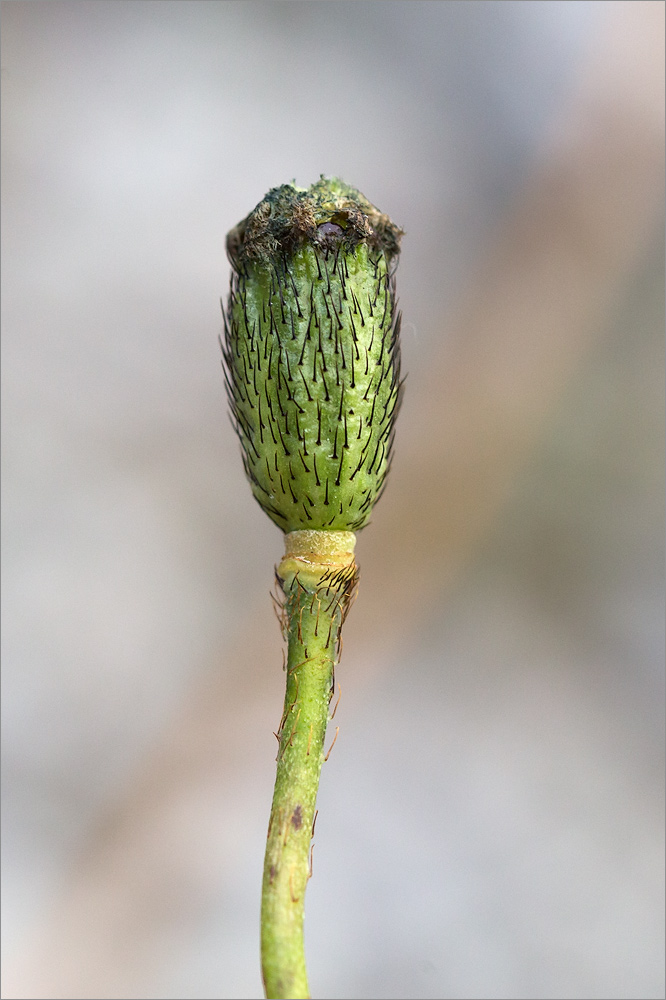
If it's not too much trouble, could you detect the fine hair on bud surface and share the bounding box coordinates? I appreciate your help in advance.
[222,177,404,534]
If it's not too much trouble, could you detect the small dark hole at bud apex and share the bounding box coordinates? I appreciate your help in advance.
[317,222,344,241]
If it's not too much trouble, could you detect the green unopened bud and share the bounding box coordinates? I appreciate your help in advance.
[222,176,403,533]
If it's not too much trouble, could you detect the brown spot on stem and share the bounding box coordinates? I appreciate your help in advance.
[269,864,277,884]
[291,804,303,830]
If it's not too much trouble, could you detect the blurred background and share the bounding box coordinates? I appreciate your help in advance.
[1,2,664,998]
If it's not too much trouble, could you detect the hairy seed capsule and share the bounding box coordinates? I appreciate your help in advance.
[222,177,403,533]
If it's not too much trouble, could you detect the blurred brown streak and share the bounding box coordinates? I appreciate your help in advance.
[6,3,664,997]
[359,0,665,646]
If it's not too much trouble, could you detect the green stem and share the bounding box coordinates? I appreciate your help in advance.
[261,532,357,1000]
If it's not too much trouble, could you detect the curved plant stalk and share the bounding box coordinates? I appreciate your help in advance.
[222,178,403,999]
[261,530,357,999]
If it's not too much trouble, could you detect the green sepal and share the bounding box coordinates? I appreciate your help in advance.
[222,177,403,533]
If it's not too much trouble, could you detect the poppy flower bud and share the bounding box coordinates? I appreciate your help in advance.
[222,177,403,533]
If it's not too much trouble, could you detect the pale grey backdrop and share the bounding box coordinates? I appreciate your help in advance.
[2,3,664,999]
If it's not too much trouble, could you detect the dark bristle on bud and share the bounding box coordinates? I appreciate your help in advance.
[222,177,404,533]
